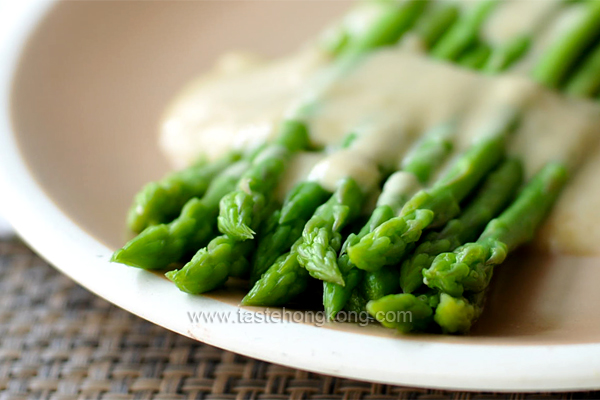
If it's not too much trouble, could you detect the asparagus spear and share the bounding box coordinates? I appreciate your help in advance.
[532,0,600,88]
[342,0,430,57]
[371,163,563,334]
[368,289,487,334]
[399,121,457,184]
[423,162,568,297]
[367,292,437,333]
[431,0,499,62]
[242,244,310,307]
[242,177,364,305]
[112,161,250,270]
[217,127,304,241]
[458,43,492,70]
[250,182,330,284]
[432,163,567,334]
[296,178,365,285]
[165,235,254,294]
[483,35,531,74]
[324,123,455,318]
[167,200,283,294]
[345,289,369,314]
[565,42,600,97]
[415,2,460,50]
[434,291,485,334]
[399,158,523,293]
[127,152,240,233]
[347,115,515,273]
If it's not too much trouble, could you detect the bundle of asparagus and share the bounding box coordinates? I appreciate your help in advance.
[113,0,600,335]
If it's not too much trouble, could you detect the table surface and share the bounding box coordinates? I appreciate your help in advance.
[0,237,597,400]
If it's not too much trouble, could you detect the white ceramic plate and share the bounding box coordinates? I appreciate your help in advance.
[2,0,600,392]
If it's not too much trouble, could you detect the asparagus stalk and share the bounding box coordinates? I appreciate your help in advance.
[415,2,460,50]
[166,197,283,294]
[324,122,455,319]
[342,0,430,57]
[243,178,364,305]
[399,158,523,293]
[250,182,330,284]
[458,43,492,70]
[347,114,516,273]
[565,42,600,97]
[434,291,485,334]
[423,162,568,297]
[431,164,568,334]
[370,163,567,334]
[295,178,365,285]
[242,243,310,307]
[431,0,499,62]
[483,35,532,74]
[112,160,250,270]
[165,235,254,294]
[217,124,306,240]
[126,152,240,233]
[328,209,391,317]
[532,0,600,88]
[367,292,437,333]
[399,121,457,184]
[368,289,487,334]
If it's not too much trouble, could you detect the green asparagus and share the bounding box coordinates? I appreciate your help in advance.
[324,123,455,318]
[347,119,513,273]
[296,178,365,285]
[367,293,436,333]
[250,182,330,283]
[432,0,499,61]
[244,178,365,305]
[483,35,531,74]
[565,42,600,97]
[342,0,430,57]
[399,158,523,293]
[165,235,254,294]
[115,0,598,337]
[242,245,310,307]
[217,137,297,241]
[127,152,240,233]
[532,0,600,88]
[423,162,568,297]
[112,161,249,270]
[434,292,485,334]
[458,43,492,70]
[415,2,460,50]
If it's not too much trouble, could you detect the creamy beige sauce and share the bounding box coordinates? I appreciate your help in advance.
[160,47,329,168]
[482,0,561,45]
[160,5,600,256]
[376,171,422,207]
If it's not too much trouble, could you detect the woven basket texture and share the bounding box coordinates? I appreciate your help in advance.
[0,239,598,400]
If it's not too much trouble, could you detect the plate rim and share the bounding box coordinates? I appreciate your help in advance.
[2,0,600,393]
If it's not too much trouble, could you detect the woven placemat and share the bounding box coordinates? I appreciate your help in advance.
[0,238,597,400]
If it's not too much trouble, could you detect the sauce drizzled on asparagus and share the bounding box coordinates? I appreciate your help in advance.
[115,0,600,334]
